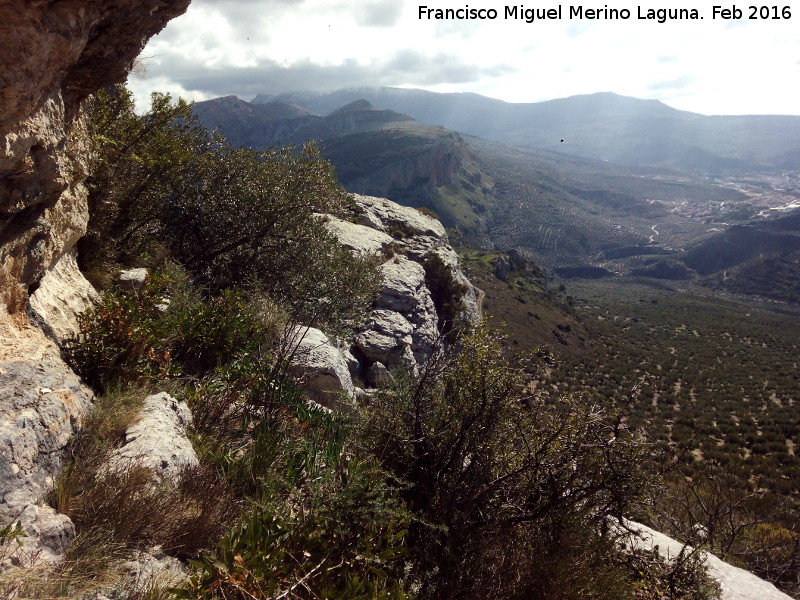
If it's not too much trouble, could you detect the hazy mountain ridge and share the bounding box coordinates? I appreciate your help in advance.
[197,90,800,306]
[254,87,800,173]
[195,93,784,273]
[195,96,498,240]
[194,96,414,148]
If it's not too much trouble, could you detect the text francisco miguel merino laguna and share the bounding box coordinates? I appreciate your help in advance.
[418,5,792,23]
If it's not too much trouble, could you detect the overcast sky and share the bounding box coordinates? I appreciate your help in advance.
[131,0,800,115]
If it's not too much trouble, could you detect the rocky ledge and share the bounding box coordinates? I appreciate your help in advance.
[290,194,480,409]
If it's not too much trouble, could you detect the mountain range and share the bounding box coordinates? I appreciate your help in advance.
[194,88,800,301]
[252,87,800,174]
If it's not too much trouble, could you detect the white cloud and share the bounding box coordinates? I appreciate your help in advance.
[135,0,800,115]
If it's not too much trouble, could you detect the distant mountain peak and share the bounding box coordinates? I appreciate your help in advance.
[329,99,375,115]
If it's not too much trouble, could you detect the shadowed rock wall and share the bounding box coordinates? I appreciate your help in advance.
[0,0,190,566]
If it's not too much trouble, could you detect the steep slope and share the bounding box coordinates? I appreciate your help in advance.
[0,0,189,565]
[194,96,414,148]
[683,211,800,275]
[195,97,495,241]
[256,87,800,173]
[190,95,314,144]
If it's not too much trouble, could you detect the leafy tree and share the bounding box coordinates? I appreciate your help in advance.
[163,143,379,334]
[82,84,380,336]
[81,85,216,275]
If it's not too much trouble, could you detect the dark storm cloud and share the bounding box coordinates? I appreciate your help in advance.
[147,50,514,99]
[648,75,696,91]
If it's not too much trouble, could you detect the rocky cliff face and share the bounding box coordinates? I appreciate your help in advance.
[290,194,480,408]
[1,0,189,314]
[342,133,462,198]
[0,0,189,565]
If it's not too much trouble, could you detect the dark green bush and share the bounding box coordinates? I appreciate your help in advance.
[178,405,411,600]
[84,85,381,337]
[64,276,175,390]
[178,461,409,600]
[81,85,217,277]
[64,273,273,391]
[362,324,653,599]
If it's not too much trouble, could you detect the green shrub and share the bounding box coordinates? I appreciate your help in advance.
[84,85,381,337]
[362,323,653,599]
[163,143,380,336]
[64,271,281,392]
[178,425,410,600]
[618,546,721,600]
[81,85,216,275]
[64,276,175,390]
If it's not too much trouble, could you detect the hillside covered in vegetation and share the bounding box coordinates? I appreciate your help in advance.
[1,3,796,599]
[2,77,737,599]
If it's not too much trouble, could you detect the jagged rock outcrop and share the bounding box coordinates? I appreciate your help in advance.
[106,393,199,481]
[492,248,528,282]
[0,0,191,314]
[322,194,479,381]
[291,194,478,397]
[356,258,438,367]
[27,250,100,344]
[0,0,190,565]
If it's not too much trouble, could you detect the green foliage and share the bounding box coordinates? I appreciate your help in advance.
[363,323,652,599]
[619,547,721,600]
[0,521,26,548]
[541,277,800,596]
[163,142,379,334]
[82,85,217,276]
[713,250,800,303]
[49,384,237,560]
[178,457,409,600]
[180,393,411,599]
[63,83,729,600]
[64,272,271,391]
[84,84,380,336]
[64,275,175,390]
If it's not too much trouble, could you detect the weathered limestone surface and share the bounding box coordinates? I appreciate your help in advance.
[289,326,355,410]
[323,217,394,256]
[1,0,191,314]
[626,520,793,600]
[324,195,479,376]
[27,249,99,344]
[356,259,438,367]
[0,0,190,565]
[106,393,199,482]
[0,319,93,565]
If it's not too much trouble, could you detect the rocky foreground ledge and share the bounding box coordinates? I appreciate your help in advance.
[625,521,793,600]
[0,0,190,567]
